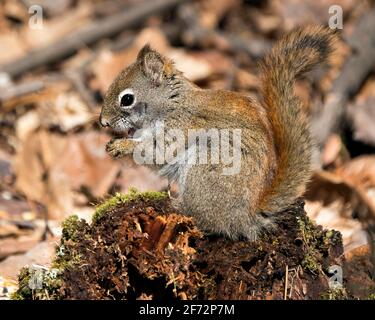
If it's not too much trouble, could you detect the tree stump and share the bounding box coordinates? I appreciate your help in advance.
[13,189,346,300]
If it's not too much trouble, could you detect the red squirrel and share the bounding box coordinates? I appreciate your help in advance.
[100,26,336,240]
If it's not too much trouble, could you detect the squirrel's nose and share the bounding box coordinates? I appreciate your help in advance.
[99,112,110,127]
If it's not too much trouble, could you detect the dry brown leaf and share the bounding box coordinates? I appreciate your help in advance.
[8,81,92,136]
[14,129,167,219]
[0,235,40,260]
[335,155,375,189]
[322,134,342,166]
[168,50,213,81]
[15,111,40,142]
[41,91,92,131]
[90,48,137,94]
[347,78,375,146]
[321,133,350,167]
[0,240,57,280]
[14,130,121,219]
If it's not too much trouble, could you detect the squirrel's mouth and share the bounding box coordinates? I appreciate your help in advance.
[110,127,136,139]
[124,127,137,138]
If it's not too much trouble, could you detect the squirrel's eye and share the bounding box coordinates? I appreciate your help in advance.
[120,94,134,107]
[118,88,136,108]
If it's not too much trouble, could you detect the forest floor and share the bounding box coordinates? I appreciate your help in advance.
[0,0,375,299]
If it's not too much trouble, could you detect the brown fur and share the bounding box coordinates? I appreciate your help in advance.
[100,26,336,240]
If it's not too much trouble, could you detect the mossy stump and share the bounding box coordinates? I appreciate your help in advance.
[14,189,346,300]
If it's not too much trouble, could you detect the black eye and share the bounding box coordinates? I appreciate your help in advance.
[120,93,134,107]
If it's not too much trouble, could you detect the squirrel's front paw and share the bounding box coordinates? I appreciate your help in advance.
[105,139,122,158]
[106,138,134,158]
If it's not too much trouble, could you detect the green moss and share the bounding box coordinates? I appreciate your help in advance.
[14,267,32,299]
[297,216,316,243]
[321,288,348,300]
[12,266,63,300]
[61,215,80,241]
[52,252,81,271]
[297,215,343,276]
[52,239,83,273]
[322,229,342,249]
[302,252,321,274]
[10,292,24,300]
[12,215,86,300]
[368,293,375,300]
[12,245,80,299]
[12,225,84,299]
[92,187,168,223]
[296,216,322,274]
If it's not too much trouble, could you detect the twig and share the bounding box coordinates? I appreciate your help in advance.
[0,0,191,78]
[284,265,289,300]
[0,81,44,103]
[0,73,63,111]
[365,225,375,280]
[178,4,271,58]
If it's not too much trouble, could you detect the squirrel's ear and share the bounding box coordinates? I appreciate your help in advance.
[137,44,173,85]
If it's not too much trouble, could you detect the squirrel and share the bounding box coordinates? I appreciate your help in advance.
[99,26,336,240]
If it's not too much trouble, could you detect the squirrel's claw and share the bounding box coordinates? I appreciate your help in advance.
[106,139,125,158]
[106,138,135,158]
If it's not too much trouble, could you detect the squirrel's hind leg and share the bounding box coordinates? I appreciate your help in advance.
[178,163,269,241]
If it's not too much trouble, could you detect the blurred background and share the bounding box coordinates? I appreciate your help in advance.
[0,0,374,297]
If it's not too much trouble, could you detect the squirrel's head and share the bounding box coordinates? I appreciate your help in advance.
[99,44,183,137]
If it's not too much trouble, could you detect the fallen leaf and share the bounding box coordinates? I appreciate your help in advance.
[14,129,167,219]
[335,155,375,189]
[0,240,57,280]
[14,130,121,219]
[347,78,375,146]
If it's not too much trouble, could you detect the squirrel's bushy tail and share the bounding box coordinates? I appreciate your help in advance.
[258,26,336,213]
